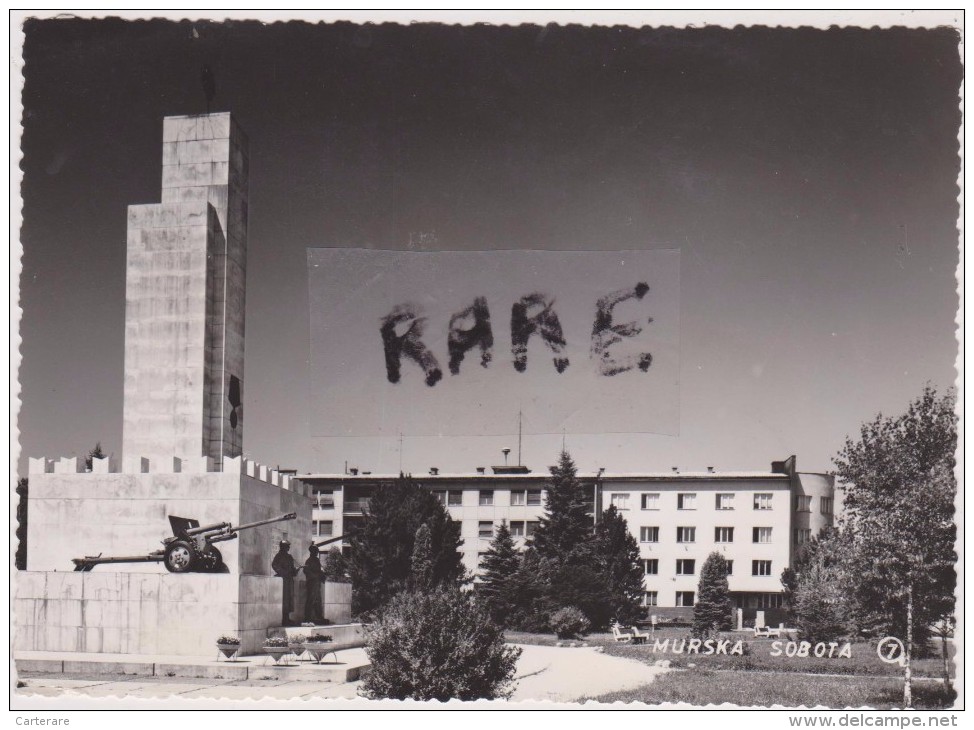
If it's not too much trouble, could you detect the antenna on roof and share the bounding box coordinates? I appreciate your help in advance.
[517,410,523,467]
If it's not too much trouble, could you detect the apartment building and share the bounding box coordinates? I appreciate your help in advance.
[296,455,834,610]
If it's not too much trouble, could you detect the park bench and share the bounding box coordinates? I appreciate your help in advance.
[611,624,635,643]
[752,625,782,639]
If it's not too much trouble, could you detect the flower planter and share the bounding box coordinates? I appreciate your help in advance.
[264,647,289,664]
[289,644,308,660]
[216,643,240,660]
[302,642,333,664]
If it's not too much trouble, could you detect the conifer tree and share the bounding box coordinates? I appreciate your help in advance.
[529,451,593,557]
[526,450,613,628]
[594,504,644,624]
[477,521,521,626]
[693,552,732,636]
[410,523,435,591]
[347,475,465,614]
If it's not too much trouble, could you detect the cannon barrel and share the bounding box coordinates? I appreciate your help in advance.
[312,527,359,549]
[184,521,231,537]
[225,512,297,535]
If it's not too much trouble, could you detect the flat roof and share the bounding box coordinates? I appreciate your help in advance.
[297,471,791,481]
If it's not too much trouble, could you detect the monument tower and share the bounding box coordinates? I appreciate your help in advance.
[123,113,248,468]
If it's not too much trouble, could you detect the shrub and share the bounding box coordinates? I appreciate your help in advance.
[216,635,240,645]
[550,606,590,639]
[264,636,289,648]
[306,633,332,643]
[362,588,521,701]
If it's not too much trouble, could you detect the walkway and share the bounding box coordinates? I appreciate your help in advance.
[15,644,668,704]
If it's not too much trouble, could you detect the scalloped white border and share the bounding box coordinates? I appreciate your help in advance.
[7,9,964,718]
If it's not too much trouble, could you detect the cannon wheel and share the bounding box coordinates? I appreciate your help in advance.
[203,545,229,573]
[164,539,196,573]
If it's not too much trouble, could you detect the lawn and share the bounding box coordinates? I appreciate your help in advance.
[506,630,954,679]
[602,634,953,679]
[583,668,957,709]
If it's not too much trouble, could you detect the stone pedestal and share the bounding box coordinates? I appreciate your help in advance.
[18,463,314,656]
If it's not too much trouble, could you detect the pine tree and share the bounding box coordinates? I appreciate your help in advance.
[529,451,593,557]
[526,450,613,628]
[594,505,644,624]
[477,521,521,626]
[84,442,105,471]
[410,523,435,591]
[692,552,732,636]
[347,475,465,615]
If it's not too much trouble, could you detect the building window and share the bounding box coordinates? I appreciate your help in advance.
[527,490,542,506]
[676,559,696,575]
[820,496,834,515]
[640,526,660,543]
[677,526,696,543]
[795,528,812,545]
[715,493,735,510]
[752,560,773,576]
[433,490,448,506]
[448,490,463,506]
[753,527,773,544]
[313,488,335,509]
[725,560,734,576]
[642,559,659,575]
[753,493,773,510]
[675,591,695,607]
[715,526,734,543]
[479,521,494,538]
[313,520,333,538]
[510,490,525,506]
[795,495,812,512]
[479,490,494,506]
[526,521,540,537]
[643,591,659,607]
[677,493,696,510]
[510,521,525,538]
[641,493,660,510]
[755,593,783,609]
[610,493,630,510]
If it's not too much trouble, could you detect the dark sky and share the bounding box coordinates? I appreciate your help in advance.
[15,18,962,476]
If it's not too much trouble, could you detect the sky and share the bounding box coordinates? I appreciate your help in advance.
[14,14,962,478]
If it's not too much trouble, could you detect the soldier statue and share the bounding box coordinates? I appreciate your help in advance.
[272,540,300,626]
[303,543,326,624]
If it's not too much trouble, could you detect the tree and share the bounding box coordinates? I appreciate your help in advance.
[410,524,435,591]
[526,451,613,629]
[693,552,732,636]
[594,505,644,624]
[477,520,521,626]
[786,530,852,643]
[84,442,106,471]
[833,386,957,708]
[15,478,28,570]
[529,451,593,557]
[322,547,349,582]
[346,475,465,615]
[361,588,522,701]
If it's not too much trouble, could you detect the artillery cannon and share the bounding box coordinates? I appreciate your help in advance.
[72,512,297,573]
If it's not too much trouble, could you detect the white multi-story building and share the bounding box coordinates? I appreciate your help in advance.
[296,455,834,610]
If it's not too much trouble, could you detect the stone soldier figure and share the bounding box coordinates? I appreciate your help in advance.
[303,543,326,624]
[272,540,300,626]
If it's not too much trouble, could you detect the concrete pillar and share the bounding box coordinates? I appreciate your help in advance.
[122,112,249,468]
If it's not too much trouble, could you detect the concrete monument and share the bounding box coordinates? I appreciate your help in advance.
[15,113,347,658]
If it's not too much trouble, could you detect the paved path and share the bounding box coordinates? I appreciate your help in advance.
[17,644,667,704]
[510,644,668,702]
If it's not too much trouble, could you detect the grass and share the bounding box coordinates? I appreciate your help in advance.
[584,669,957,709]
